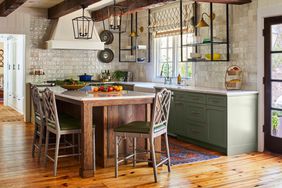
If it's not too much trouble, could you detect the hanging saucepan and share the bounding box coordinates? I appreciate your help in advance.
[99,30,114,45]
[98,48,114,63]
[79,73,93,82]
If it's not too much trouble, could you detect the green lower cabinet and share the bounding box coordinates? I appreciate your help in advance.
[163,89,257,155]
[207,106,227,148]
[168,100,177,135]
[174,101,188,136]
[187,121,208,142]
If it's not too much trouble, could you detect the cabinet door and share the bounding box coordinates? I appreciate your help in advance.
[173,101,188,136]
[207,106,227,148]
[167,99,176,135]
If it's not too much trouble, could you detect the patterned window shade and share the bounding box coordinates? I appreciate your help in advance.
[149,1,195,38]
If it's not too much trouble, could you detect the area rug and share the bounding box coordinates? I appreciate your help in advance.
[0,105,23,122]
[162,138,221,165]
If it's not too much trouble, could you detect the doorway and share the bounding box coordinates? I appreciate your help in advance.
[0,34,25,122]
[264,16,282,153]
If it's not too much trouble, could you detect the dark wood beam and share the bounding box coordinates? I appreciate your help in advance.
[91,0,176,22]
[48,0,101,19]
[194,0,252,4]
[0,0,28,17]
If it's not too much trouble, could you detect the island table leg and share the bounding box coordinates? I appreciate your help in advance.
[80,102,94,178]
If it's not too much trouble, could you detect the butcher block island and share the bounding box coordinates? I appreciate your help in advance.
[50,87,156,178]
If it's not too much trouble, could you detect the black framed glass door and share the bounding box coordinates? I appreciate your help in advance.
[264,16,282,153]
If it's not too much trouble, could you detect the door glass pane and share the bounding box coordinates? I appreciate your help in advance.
[271,54,282,79]
[272,24,282,51]
[272,82,282,109]
[271,110,282,138]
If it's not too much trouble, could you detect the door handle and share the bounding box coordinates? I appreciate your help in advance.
[13,64,15,70]
[18,64,20,70]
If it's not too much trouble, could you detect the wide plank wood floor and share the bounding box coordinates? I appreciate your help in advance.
[0,121,282,188]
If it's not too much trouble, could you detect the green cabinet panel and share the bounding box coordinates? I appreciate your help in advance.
[207,106,227,148]
[207,95,227,107]
[174,91,206,104]
[168,100,177,134]
[186,104,206,123]
[187,121,208,142]
[174,101,188,136]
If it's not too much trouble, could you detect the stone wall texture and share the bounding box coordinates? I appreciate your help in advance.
[7,1,258,90]
[129,1,258,90]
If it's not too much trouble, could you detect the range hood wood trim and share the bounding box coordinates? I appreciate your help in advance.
[46,40,104,50]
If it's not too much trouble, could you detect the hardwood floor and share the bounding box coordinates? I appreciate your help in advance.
[0,104,23,122]
[0,121,282,188]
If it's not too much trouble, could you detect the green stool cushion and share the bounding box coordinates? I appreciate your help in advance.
[59,114,95,130]
[114,121,166,134]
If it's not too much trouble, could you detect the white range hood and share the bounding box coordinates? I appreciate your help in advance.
[46,9,104,50]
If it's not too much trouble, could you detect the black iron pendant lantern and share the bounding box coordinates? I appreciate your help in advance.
[108,0,127,33]
[72,5,94,39]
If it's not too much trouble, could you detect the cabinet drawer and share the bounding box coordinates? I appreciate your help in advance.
[187,124,208,142]
[186,104,206,122]
[174,92,206,104]
[207,95,227,107]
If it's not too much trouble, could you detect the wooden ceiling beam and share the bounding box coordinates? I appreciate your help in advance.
[48,0,101,19]
[194,0,252,5]
[91,0,177,22]
[0,0,28,17]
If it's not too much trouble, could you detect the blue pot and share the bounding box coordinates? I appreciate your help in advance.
[79,73,92,82]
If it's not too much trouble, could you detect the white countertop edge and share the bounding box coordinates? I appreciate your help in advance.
[80,95,155,101]
[154,86,258,96]
[54,93,155,101]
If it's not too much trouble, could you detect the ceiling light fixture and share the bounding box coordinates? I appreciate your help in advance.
[72,5,94,39]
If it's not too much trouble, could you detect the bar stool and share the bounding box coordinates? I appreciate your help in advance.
[31,86,45,160]
[42,88,96,176]
[114,88,172,182]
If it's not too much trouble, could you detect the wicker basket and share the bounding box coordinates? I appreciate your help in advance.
[225,65,242,90]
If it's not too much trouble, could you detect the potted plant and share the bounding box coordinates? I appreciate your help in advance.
[272,112,279,136]
[112,71,127,81]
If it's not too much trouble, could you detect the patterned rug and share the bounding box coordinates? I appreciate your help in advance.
[162,137,221,165]
[0,105,23,122]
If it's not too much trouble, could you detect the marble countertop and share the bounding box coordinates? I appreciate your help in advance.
[118,82,258,96]
[32,81,258,97]
[49,86,155,101]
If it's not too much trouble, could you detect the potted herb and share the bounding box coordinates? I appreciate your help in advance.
[272,112,279,136]
[112,71,127,81]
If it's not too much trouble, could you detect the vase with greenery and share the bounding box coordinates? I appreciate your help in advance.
[112,71,127,81]
[272,111,279,135]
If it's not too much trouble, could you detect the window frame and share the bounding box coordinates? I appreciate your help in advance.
[153,35,194,84]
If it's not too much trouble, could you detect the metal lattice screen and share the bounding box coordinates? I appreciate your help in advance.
[149,1,194,38]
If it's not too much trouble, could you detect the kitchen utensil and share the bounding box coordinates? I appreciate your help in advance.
[79,73,93,82]
[137,57,145,62]
[98,48,114,63]
[99,30,114,45]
